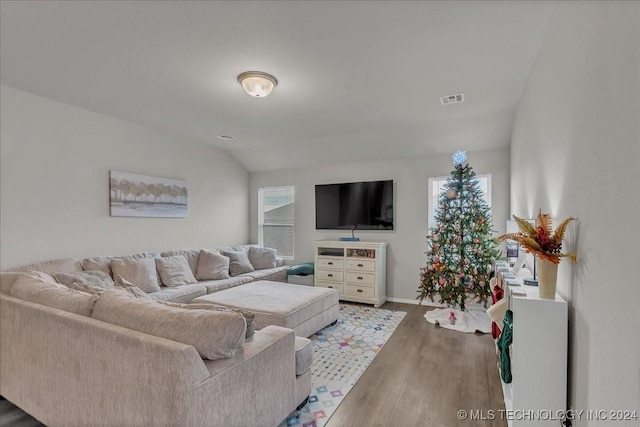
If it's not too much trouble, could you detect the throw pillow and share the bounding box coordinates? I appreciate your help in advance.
[54,270,115,291]
[220,250,255,277]
[10,272,98,317]
[111,257,160,293]
[248,246,277,270]
[196,250,230,280]
[155,255,198,287]
[160,249,201,277]
[114,275,154,300]
[92,288,246,360]
[158,301,256,338]
[81,256,114,276]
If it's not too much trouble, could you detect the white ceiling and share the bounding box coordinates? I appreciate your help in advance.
[0,1,555,172]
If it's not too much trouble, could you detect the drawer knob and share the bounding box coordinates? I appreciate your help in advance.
[357,276,363,280]
[328,262,334,265]
[357,263,364,267]
[328,274,333,277]
[357,289,363,293]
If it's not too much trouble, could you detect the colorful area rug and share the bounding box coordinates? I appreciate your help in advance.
[282,303,406,427]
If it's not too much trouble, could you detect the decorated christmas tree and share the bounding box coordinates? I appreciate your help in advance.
[418,151,499,310]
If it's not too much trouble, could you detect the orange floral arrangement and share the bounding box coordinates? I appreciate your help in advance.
[498,210,577,265]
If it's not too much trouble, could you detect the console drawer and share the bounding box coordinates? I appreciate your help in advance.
[316,281,344,294]
[317,258,344,270]
[344,284,375,299]
[316,269,344,282]
[345,271,375,286]
[346,259,376,272]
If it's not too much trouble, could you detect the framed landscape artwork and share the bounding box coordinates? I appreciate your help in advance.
[109,170,188,218]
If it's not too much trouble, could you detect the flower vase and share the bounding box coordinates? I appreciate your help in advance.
[538,258,558,299]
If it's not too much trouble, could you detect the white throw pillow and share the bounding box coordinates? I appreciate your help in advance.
[111,257,160,293]
[155,255,198,287]
[220,250,255,277]
[248,246,277,270]
[196,250,230,280]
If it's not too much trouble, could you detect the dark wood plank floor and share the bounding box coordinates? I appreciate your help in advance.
[326,302,506,427]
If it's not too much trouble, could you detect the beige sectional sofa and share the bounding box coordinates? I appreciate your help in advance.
[0,245,312,427]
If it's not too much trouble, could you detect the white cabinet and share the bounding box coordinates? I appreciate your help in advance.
[313,240,387,307]
[501,282,568,427]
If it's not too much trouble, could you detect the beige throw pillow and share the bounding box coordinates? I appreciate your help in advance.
[160,249,201,276]
[10,272,98,317]
[111,257,160,293]
[159,301,256,338]
[54,270,114,291]
[248,246,277,270]
[155,255,198,287]
[92,288,246,360]
[114,275,154,300]
[220,250,255,277]
[196,250,230,280]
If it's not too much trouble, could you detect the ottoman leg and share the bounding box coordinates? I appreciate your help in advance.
[296,396,309,411]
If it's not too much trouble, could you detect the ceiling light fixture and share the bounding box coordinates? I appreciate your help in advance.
[237,71,278,98]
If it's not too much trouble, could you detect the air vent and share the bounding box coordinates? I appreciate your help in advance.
[440,93,465,105]
[216,135,236,141]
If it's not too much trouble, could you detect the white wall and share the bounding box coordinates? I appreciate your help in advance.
[0,86,249,269]
[250,148,510,302]
[510,2,639,423]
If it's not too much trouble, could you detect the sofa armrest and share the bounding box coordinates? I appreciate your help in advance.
[186,325,297,427]
[0,294,210,426]
[276,256,285,267]
[0,272,24,295]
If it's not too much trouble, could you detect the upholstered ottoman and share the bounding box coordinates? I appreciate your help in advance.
[193,280,339,337]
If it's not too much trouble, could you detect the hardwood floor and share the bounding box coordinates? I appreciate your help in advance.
[326,302,506,427]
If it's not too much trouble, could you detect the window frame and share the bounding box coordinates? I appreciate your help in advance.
[258,186,295,260]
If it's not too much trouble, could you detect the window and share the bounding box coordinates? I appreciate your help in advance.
[427,174,491,230]
[258,186,295,259]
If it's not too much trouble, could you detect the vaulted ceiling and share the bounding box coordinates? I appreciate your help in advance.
[1,1,555,172]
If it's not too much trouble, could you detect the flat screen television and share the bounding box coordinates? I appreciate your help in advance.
[315,180,394,230]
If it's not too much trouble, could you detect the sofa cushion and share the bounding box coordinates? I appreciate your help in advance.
[198,276,253,294]
[81,256,114,276]
[196,250,230,280]
[8,258,83,275]
[160,249,201,276]
[111,257,161,293]
[295,337,313,376]
[10,272,98,317]
[92,288,246,360]
[155,256,198,287]
[160,301,256,339]
[248,246,277,270]
[84,252,163,284]
[114,275,155,300]
[221,250,255,277]
[237,266,288,282]
[149,284,207,304]
[54,270,114,293]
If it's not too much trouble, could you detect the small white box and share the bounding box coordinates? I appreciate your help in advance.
[288,275,314,286]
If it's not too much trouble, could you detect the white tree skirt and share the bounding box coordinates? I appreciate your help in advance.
[424,307,492,334]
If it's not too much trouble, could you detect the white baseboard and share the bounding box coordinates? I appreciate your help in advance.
[385,297,488,312]
[386,297,438,306]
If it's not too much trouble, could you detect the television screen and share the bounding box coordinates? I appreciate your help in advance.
[315,180,394,230]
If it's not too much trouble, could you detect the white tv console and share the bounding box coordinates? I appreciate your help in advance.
[313,240,387,307]
[497,265,568,427]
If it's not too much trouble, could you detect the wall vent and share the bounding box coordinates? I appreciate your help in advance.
[440,93,464,105]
